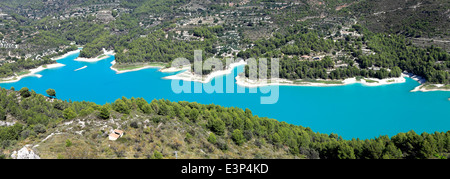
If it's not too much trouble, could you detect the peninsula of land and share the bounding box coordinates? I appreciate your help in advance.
[0,63,65,83]
[75,48,115,63]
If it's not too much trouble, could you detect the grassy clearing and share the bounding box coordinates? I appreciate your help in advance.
[386,79,395,83]
[364,79,379,83]
[97,54,106,59]
[17,70,31,76]
[355,76,364,81]
[423,84,450,90]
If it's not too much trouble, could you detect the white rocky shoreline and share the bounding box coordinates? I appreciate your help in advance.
[234,71,443,92]
[0,47,83,83]
[75,48,115,62]
[162,60,247,83]
[0,63,65,83]
[111,58,450,93]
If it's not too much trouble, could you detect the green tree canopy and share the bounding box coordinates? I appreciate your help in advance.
[98,106,110,119]
[46,88,56,98]
[19,87,31,98]
[232,129,245,146]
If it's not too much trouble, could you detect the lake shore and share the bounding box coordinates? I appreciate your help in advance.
[0,63,65,83]
[235,72,408,88]
[51,49,81,61]
[0,47,78,83]
[157,60,445,92]
[159,65,191,73]
[110,61,176,74]
[403,73,450,92]
[75,48,115,63]
[411,84,450,92]
[162,60,247,83]
[235,70,450,92]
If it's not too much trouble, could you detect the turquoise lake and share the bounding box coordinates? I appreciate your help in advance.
[1,52,450,139]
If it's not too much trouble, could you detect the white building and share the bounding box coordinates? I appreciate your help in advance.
[108,129,124,141]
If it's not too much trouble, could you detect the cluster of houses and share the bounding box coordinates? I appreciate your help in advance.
[223,0,250,7]
[300,55,321,60]
[0,40,18,49]
[16,1,124,20]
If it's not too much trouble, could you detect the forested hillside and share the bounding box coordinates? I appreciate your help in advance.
[346,0,450,39]
[241,24,450,84]
[0,87,449,159]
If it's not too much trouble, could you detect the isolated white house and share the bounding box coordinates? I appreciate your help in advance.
[109,129,124,141]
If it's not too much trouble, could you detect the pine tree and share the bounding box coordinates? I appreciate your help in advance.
[208,133,217,144]
[232,129,245,146]
[98,106,110,119]
[46,89,56,98]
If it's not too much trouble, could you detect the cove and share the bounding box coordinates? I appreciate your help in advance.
[1,51,449,140]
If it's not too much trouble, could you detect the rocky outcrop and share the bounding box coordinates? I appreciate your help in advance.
[0,120,15,127]
[11,145,40,159]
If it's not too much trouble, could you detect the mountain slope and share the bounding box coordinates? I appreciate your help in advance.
[1,87,449,159]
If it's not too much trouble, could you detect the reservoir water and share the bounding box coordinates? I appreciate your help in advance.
[1,52,449,139]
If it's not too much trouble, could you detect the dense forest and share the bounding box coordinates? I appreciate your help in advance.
[114,27,218,64]
[345,0,450,39]
[0,87,449,159]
